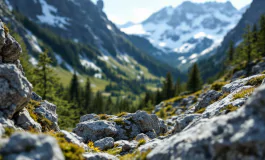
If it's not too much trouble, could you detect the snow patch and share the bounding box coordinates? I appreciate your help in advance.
[29,57,38,66]
[80,56,101,72]
[94,73,102,79]
[37,0,70,29]
[121,24,147,35]
[4,0,13,10]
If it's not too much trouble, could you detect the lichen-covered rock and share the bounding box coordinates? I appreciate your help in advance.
[83,152,118,160]
[222,74,265,93]
[202,86,251,118]
[0,64,32,118]
[251,61,265,74]
[135,133,150,142]
[132,111,167,135]
[73,120,118,142]
[172,114,201,133]
[14,108,42,133]
[147,84,265,160]
[35,100,59,131]
[80,114,100,122]
[61,130,88,150]
[31,92,42,102]
[94,137,114,151]
[195,90,222,111]
[0,132,64,160]
[231,70,246,81]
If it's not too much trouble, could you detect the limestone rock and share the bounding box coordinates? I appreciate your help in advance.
[172,114,201,133]
[83,152,118,160]
[135,133,150,142]
[80,114,100,122]
[94,137,114,151]
[73,120,118,142]
[14,108,42,133]
[147,84,265,160]
[222,74,264,93]
[35,100,59,131]
[195,90,222,111]
[0,64,32,118]
[0,132,64,160]
[61,130,88,150]
[31,92,42,102]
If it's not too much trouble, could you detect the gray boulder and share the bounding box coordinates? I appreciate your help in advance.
[172,114,201,133]
[147,84,265,160]
[0,123,4,137]
[135,133,150,142]
[14,108,42,133]
[73,120,118,142]
[231,70,246,81]
[35,100,59,131]
[251,61,265,74]
[195,90,222,111]
[94,137,114,151]
[0,64,32,118]
[80,114,100,122]
[132,111,167,135]
[83,152,118,160]
[31,92,42,102]
[61,130,88,150]
[0,132,64,160]
[222,74,265,93]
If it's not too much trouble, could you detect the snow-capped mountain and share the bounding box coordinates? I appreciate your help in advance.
[121,1,245,71]
[2,0,183,81]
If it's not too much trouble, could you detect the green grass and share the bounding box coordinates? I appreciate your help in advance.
[220,104,238,113]
[246,75,265,86]
[54,67,109,92]
[211,81,228,91]
[196,108,206,114]
[233,87,255,100]
[106,147,122,155]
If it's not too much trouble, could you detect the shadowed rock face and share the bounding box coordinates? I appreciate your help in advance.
[147,84,265,160]
[0,19,32,119]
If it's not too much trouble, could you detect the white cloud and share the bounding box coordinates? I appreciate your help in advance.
[107,14,127,25]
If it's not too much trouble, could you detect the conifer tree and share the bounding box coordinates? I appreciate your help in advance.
[174,78,181,96]
[33,51,58,100]
[83,78,92,112]
[243,25,252,75]
[251,24,259,57]
[69,72,80,103]
[93,92,104,113]
[258,15,265,56]
[227,41,234,62]
[155,89,162,104]
[163,72,174,99]
[187,63,202,93]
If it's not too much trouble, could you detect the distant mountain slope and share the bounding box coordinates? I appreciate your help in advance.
[121,1,244,71]
[3,0,183,82]
[199,0,265,79]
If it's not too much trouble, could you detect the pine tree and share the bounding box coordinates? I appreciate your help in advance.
[163,72,174,99]
[243,25,252,75]
[33,51,58,100]
[155,89,162,104]
[187,63,202,93]
[251,24,259,57]
[227,41,234,62]
[258,15,265,56]
[93,92,104,114]
[69,72,80,102]
[174,78,181,96]
[83,78,92,112]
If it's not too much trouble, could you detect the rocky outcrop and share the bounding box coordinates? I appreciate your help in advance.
[222,74,264,93]
[0,64,32,118]
[73,120,118,142]
[83,152,118,160]
[0,132,64,160]
[147,84,265,160]
[135,133,150,142]
[195,90,222,111]
[172,114,201,133]
[35,100,60,131]
[94,137,114,151]
[61,130,88,150]
[14,108,42,132]
[74,111,167,142]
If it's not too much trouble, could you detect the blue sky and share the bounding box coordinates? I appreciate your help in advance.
[92,0,252,25]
